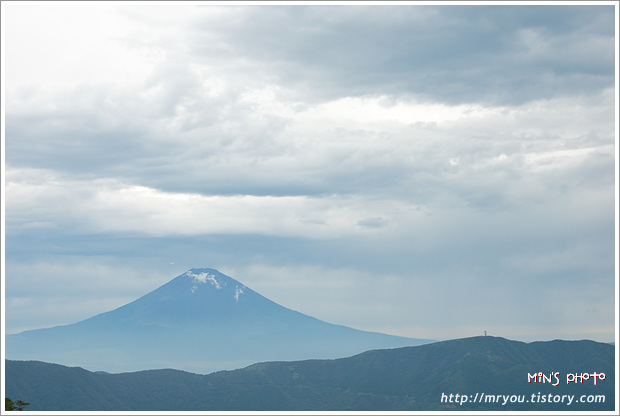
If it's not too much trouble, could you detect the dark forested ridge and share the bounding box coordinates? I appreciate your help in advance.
[5,336,615,411]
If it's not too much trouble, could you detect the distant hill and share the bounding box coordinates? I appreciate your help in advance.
[6,268,429,374]
[5,336,615,411]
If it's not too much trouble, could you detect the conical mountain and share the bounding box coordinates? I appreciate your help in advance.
[6,268,431,374]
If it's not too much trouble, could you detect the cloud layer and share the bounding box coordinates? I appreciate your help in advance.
[3,3,616,342]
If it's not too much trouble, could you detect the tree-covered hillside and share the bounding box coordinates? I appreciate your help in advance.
[5,336,615,411]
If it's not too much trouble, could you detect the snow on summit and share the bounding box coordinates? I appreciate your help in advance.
[185,270,224,290]
[184,269,245,301]
[235,285,245,302]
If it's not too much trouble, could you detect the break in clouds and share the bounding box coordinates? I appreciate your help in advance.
[3,4,616,342]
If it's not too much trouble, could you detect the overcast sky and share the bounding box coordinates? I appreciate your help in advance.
[2,2,617,344]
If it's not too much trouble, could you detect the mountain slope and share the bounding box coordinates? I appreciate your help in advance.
[5,268,430,374]
[5,336,615,411]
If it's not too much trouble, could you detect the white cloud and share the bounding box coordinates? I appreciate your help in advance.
[5,167,422,239]
[5,5,143,92]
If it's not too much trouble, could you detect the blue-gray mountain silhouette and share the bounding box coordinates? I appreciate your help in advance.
[6,268,430,374]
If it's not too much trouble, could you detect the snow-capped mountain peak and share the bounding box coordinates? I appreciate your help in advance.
[6,267,431,374]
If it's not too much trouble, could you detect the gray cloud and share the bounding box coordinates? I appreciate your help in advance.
[3,4,616,342]
[175,6,615,105]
